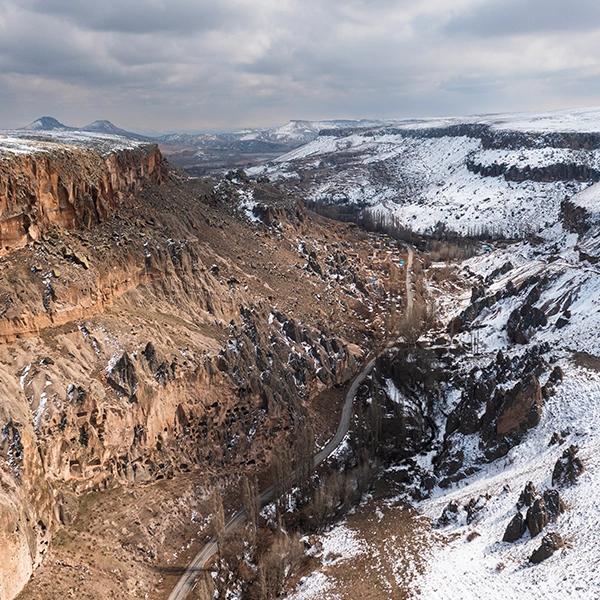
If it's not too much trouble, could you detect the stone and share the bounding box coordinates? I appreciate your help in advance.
[503,512,526,542]
[465,494,489,524]
[526,498,549,537]
[529,532,564,564]
[517,481,538,509]
[507,303,548,345]
[552,445,584,487]
[543,489,566,520]
[436,500,461,527]
[496,375,543,438]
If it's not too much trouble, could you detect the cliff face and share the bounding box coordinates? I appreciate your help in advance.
[0,144,166,254]
[0,146,401,600]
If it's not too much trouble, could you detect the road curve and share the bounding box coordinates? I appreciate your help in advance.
[167,245,414,600]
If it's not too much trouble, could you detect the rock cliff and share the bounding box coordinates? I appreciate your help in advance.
[0,142,401,600]
[0,143,166,255]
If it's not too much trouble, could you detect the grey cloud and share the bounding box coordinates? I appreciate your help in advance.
[446,0,600,36]
[18,0,247,34]
[1,0,600,130]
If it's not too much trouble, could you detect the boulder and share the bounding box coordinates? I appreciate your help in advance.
[436,500,461,527]
[465,494,490,524]
[496,375,543,438]
[517,481,538,509]
[529,532,564,564]
[507,303,547,345]
[526,498,549,537]
[552,445,585,487]
[503,512,526,542]
[549,431,566,446]
[543,489,566,520]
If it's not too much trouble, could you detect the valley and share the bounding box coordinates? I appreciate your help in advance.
[1,107,600,600]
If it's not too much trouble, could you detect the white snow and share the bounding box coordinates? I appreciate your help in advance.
[252,129,589,237]
[320,522,367,565]
[414,363,600,600]
[286,572,336,600]
[0,129,145,157]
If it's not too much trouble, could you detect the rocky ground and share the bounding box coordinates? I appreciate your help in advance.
[280,163,600,599]
[0,139,406,600]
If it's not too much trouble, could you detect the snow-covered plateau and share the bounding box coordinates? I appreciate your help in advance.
[250,107,600,238]
[0,129,146,157]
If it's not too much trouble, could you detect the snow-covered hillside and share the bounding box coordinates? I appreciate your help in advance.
[0,129,147,156]
[250,108,600,237]
[280,109,600,600]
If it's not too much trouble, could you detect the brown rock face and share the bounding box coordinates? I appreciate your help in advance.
[503,512,526,542]
[0,144,166,254]
[496,375,543,438]
[0,159,402,599]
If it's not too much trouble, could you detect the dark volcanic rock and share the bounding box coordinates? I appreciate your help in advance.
[543,489,566,520]
[437,500,461,527]
[526,498,549,537]
[507,303,548,345]
[107,352,139,400]
[503,512,526,542]
[465,494,490,524]
[552,444,585,487]
[529,532,564,564]
[517,481,538,509]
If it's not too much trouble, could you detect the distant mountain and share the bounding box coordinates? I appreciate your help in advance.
[18,116,149,141]
[82,120,150,141]
[234,119,387,146]
[159,119,388,147]
[24,116,71,131]
[157,119,390,173]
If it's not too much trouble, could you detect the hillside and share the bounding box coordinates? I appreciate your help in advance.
[250,108,600,238]
[0,132,404,600]
[272,110,600,600]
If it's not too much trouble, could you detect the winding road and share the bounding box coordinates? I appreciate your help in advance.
[167,245,414,600]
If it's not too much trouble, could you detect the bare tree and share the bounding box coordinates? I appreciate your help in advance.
[397,296,435,345]
[241,474,259,542]
[211,486,226,555]
[294,419,315,491]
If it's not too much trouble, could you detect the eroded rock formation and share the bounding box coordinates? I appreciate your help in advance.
[0,144,166,254]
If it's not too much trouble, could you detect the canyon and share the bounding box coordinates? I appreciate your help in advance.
[2,108,600,600]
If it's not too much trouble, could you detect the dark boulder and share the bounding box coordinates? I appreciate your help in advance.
[465,494,490,524]
[503,512,526,542]
[517,481,538,509]
[549,431,566,446]
[436,500,461,527]
[543,489,566,520]
[529,532,564,564]
[107,352,138,401]
[552,445,584,487]
[526,498,549,537]
[507,303,548,345]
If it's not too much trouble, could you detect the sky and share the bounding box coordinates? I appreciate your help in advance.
[1,0,600,132]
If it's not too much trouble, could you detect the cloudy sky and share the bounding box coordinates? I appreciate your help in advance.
[1,0,599,132]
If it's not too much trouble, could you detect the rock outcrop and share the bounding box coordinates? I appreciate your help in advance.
[552,445,585,487]
[503,512,526,542]
[0,143,166,254]
[529,532,564,564]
